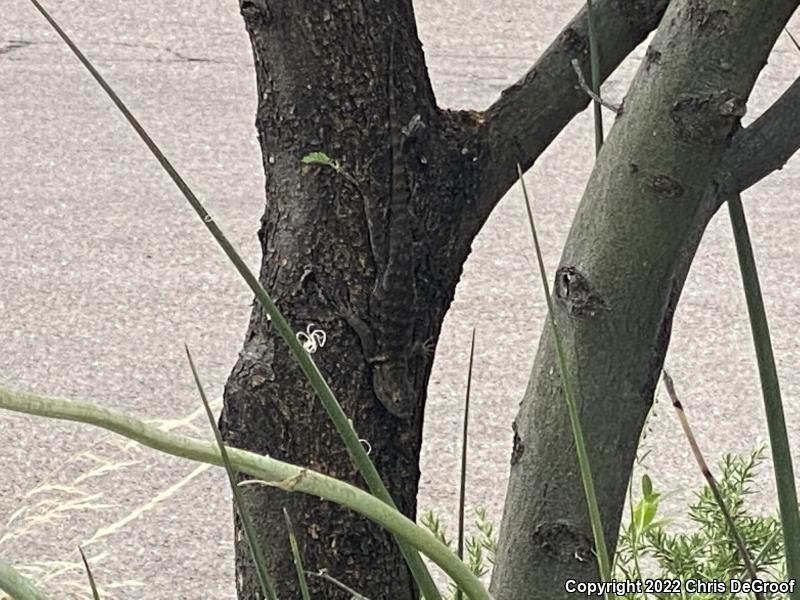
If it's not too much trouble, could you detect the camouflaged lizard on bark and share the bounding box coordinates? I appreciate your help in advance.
[335,48,428,420]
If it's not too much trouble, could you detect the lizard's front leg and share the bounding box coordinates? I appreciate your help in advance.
[330,296,415,419]
[330,295,382,363]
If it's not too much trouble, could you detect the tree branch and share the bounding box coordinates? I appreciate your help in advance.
[489,0,799,596]
[472,0,668,225]
[725,75,800,194]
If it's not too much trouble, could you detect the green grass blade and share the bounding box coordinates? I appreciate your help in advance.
[283,508,311,600]
[456,328,477,600]
[586,0,604,154]
[185,346,278,600]
[0,558,50,600]
[26,2,440,596]
[78,547,101,600]
[727,193,800,596]
[517,164,611,592]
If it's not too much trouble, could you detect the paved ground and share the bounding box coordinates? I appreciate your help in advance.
[2,1,799,598]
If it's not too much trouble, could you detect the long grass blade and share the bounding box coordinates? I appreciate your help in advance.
[185,346,278,600]
[726,193,800,595]
[283,508,311,600]
[456,328,477,600]
[586,0,604,154]
[517,164,611,592]
[786,28,800,52]
[78,547,101,600]
[26,2,440,596]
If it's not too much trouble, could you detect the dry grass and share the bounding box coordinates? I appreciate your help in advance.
[1,398,223,599]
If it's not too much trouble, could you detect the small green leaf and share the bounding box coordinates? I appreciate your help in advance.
[631,499,645,535]
[302,151,335,167]
[640,499,658,532]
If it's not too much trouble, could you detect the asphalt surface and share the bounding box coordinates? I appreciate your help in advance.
[2,2,800,598]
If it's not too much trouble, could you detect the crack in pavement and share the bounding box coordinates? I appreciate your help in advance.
[113,40,219,63]
[0,39,34,56]
[0,37,245,65]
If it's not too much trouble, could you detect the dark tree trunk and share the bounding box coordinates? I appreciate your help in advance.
[219,2,483,597]
[218,0,799,598]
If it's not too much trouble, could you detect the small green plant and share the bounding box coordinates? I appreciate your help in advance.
[301,150,361,188]
[420,507,498,600]
[616,446,786,599]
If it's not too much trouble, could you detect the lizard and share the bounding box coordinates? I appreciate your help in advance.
[334,42,424,419]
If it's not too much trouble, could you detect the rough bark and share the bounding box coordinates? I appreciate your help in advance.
[220,0,677,596]
[220,2,467,598]
[490,2,799,599]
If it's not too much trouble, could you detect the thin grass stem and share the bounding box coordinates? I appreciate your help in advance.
[662,370,764,600]
[186,347,278,600]
[78,547,102,600]
[283,508,311,600]
[586,0,604,154]
[726,193,800,596]
[456,329,477,600]
[517,164,611,594]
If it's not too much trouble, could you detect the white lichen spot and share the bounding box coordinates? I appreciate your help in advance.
[296,323,326,353]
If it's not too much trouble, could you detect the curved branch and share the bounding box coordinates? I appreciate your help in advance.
[490,0,798,596]
[726,75,800,193]
[473,0,668,224]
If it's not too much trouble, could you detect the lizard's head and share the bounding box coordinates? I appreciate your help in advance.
[372,363,415,420]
